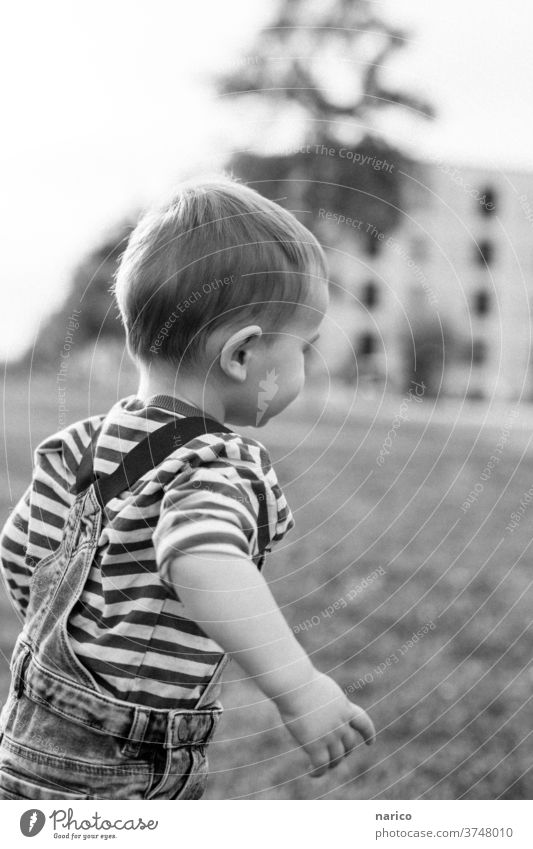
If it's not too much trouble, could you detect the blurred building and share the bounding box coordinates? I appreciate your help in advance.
[316,160,533,402]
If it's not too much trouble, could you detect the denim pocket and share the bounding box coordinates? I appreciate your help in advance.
[0,767,90,800]
[145,745,208,800]
[173,747,208,800]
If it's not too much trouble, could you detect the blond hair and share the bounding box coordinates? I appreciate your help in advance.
[113,175,327,367]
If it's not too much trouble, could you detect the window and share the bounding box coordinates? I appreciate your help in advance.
[361,280,379,309]
[473,290,491,316]
[475,240,494,267]
[365,232,381,257]
[479,186,497,216]
[472,339,487,365]
[358,332,377,356]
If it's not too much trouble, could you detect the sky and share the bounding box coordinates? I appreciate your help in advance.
[1,0,532,360]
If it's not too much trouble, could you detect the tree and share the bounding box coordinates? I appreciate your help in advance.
[220,0,433,236]
[22,219,134,364]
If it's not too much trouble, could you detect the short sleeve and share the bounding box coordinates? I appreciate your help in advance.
[0,484,33,619]
[153,457,280,593]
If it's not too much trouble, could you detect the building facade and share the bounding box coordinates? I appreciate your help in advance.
[315,160,533,402]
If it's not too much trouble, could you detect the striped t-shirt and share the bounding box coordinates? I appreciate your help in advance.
[0,395,294,709]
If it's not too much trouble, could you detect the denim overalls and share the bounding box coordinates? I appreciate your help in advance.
[0,411,233,800]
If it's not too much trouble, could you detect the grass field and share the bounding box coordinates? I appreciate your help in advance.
[1,368,532,799]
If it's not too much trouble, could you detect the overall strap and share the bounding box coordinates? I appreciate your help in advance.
[250,478,271,554]
[75,424,101,495]
[75,415,231,509]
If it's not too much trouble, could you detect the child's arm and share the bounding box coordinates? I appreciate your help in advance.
[167,552,375,777]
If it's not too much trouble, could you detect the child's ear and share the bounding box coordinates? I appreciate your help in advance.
[219,325,263,382]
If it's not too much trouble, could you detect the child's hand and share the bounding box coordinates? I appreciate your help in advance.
[276,670,376,777]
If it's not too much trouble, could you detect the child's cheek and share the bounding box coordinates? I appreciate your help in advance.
[289,362,306,400]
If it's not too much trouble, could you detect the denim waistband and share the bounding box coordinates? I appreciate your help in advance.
[14,644,221,749]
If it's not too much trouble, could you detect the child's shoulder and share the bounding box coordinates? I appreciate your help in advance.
[182,427,273,475]
[33,414,105,462]
[164,429,294,542]
[31,397,137,475]
[33,395,160,459]
[36,416,99,444]
[174,427,287,505]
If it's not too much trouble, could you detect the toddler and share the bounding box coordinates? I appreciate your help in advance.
[0,176,374,800]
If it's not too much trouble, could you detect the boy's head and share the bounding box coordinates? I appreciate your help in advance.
[114,174,329,425]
